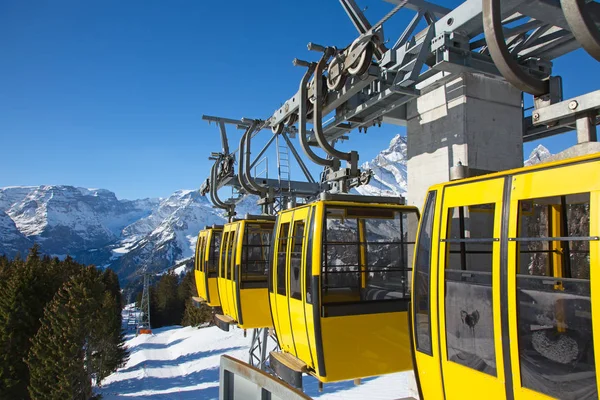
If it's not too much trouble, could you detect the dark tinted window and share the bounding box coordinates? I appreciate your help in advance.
[514,193,596,399]
[306,208,316,304]
[219,231,229,279]
[444,203,497,376]
[322,206,418,306]
[414,191,436,355]
[277,223,290,295]
[241,223,272,287]
[290,221,305,300]
[208,231,221,276]
[195,235,205,272]
[227,229,237,280]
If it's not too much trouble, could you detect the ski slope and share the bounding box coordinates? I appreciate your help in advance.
[99,325,419,399]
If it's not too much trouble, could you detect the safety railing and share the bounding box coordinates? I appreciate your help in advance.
[219,355,311,400]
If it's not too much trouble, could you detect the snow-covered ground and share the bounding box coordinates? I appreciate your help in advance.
[99,325,419,400]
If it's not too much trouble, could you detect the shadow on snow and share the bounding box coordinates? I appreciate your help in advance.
[119,346,245,373]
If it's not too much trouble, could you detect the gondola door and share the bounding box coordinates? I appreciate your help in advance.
[273,215,294,353]
[288,207,315,368]
[507,164,598,400]
[218,230,231,317]
[438,178,507,400]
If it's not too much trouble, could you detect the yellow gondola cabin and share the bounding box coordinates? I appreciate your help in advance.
[269,193,419,384]
[193,225,223,307]
[215,215,275,331]
[411,152,600,400]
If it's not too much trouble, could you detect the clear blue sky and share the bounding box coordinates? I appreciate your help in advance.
[0,1,597,199]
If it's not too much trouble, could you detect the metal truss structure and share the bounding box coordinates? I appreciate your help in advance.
[248,328,280,372]
[200,0,599,219]
[200,0,599,387]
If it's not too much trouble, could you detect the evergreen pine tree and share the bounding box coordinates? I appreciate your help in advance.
[0,246,80,399]
[180,270,212,327]
[102,268,122,311]
[153,271,182,327]
[90,292,129,384]
[26,267,105,400]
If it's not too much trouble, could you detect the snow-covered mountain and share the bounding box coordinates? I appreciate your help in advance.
[0,186,159,257]
[109,190,226,280]
[0,211,32,258]
[0,142,552,280]
[355,134,408,197]
[525,144,552,166]
[0,185,263,281]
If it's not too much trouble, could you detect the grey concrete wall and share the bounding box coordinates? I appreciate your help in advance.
[406,72,523,208]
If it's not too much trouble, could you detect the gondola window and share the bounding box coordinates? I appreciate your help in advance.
[290,221,305,300]
[277,223,290,295]
[196,236,205,271]
[220,231,230,279]
[306,208,315,304]
[444,203,497,376]
[322,207,417,309]
[228,228,237,280]
[414,191,436,354]
[241,224,271,288]
[209,232,221,277]
[513,192,597,399]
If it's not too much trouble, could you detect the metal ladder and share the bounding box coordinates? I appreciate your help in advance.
[276,135,291,191]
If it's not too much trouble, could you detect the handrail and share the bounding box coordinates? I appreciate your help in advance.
[237,122,262,196]
[296,62,332,167]
[313,48,354,162]
[209,161,229,210]
[219,355,311,400]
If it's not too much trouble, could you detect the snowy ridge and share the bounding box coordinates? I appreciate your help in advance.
[355,134,408,197]
[111,190,226,279]
[99,324,419,399]
[0,211,32,258]
[525,144,552,166]
[0,185,159,257]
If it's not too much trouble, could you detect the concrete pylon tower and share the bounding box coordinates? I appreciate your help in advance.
[406,72,524,207]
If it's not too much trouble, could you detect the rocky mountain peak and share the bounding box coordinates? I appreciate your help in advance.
[525,144,552,166]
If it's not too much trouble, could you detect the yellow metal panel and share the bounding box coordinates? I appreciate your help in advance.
[205,229,221,307]
[218,226,233,319]
[229,222,242,323]
[319,312,412,382]
[289,207,312,364]
[438,178,507,400]
[274,212,294,354]
[412,189,445,400]
[590,191,600,396]
[237,288,272,329]
[507,158,600,400]
[195,231,208,301]
[308,203,323,375]
[206,277,220,307]
[511,160,600,200]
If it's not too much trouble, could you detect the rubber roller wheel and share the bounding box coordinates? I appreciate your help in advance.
[327,56,347,91]
[347,42,374,76]
[271,123,284,134]
[284,113,297,126]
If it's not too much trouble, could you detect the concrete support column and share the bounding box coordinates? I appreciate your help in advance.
[406,72,524,208]
[576,113,598,143]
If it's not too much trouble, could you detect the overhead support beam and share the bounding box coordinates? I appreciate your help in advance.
[339,0,372,35]
[384,0,451,19]
[218,175,320,197]
[531,90,600,127]
[249,134,278,170]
